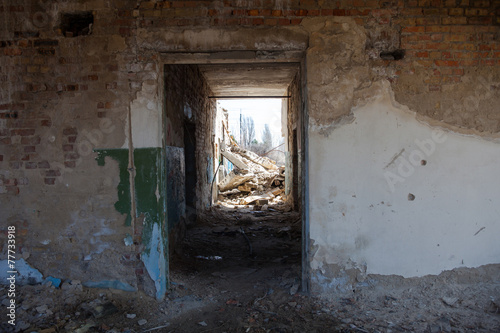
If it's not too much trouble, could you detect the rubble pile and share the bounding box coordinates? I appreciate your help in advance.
[218,145,287,210]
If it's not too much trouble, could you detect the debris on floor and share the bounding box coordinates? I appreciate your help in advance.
[1,209,499,333]
[217,145,289,210]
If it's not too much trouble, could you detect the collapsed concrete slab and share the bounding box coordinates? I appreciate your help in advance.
[219,171,255,192]
[220,149,249,171]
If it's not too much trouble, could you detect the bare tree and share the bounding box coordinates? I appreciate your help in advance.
[240,116,255,148]
[261,124,273,151]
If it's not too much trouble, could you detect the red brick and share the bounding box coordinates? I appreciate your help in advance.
[435,60,459,66]
[41,119,51,127]
[63,127,77,135]
[441,76,462,83]
[460,60,479,66]
[264,18,278,25]
[63,144,74,152]
[4,48,22,56]
[0,137,12,144]
[332,9,346,16]
[44,178,56,185]
[403,26,425,33]
[260,9,272,16]
[252,18,264,25]
[11,129,35,136]
[0,155,2,162]
[418,60,434,67]
[448,8,464,15]
[10,162,21,169]
[64,153,80,160]
[25,162,37,169]
[5,179,17,186]
[468,16,492,25]
[6,187,19,195]
[321,9,333,15]
[38,160,50,168]
[248,9,259,16]
[444,34,468,42]
[431,34,443,41]
[24,146,36,153]
[426,26,450,33]
[272,10,282,16]
[442,17,467,24]
[442,51,452,58]
[295,9,308,16]
[473,52,490,58]
[45,170,61,177]
[290,18,303,24]
[479,44,492,51]
[416,51,429,58]
[278,18,291,25]
[64,161,76,168]
[307,9,320,15]
[473,0,490,7]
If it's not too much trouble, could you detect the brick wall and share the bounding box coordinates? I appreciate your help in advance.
[164,64,216,212]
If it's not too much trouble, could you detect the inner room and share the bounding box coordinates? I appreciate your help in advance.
[163,62,305,288]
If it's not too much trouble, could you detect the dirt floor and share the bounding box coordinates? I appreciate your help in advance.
[1,207,499,333]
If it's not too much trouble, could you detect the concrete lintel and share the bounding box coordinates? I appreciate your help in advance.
[160,50,305,64]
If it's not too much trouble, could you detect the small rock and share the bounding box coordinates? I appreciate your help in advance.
[126,313,136,319]
[138,319,147,326]
[442,296,459,307]
[16,321,30,331]
[198,321,208,327]
[36,304,49,313]
[289,282,300,295]
[288,302,297,307]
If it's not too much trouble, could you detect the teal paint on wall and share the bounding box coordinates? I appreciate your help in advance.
[133,147,168,300]
[94,149,132,226]
[94,147,169,300]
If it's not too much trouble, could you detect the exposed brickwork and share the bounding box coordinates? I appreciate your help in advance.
[164,64,216,211]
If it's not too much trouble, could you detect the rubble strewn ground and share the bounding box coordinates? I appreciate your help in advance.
[218,145,288,210]
[1,207,499,332]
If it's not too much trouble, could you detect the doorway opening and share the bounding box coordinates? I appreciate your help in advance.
[164,61,305,297]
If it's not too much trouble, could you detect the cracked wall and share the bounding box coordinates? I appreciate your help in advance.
[304,16,500,296]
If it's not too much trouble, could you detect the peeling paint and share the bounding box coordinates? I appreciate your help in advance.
[94,149,132,226]
[134,148,168,300]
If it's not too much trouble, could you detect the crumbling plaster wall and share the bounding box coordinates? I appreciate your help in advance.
[303,17,500,295]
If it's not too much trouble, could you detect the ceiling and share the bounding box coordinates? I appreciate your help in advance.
[198,63,299,97]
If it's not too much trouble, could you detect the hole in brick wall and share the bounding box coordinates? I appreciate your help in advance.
[380,49,405,61]
[60,12,94,37]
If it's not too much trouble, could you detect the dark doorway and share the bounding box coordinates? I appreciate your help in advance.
[184,121,197,222]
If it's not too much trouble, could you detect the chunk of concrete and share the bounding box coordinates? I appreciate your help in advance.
[221,149,249,171]
[233,147,278,171]
[219,170,255,192]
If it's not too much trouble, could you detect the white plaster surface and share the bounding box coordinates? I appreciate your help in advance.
[309,84,500,278]
[127,79,162,149]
